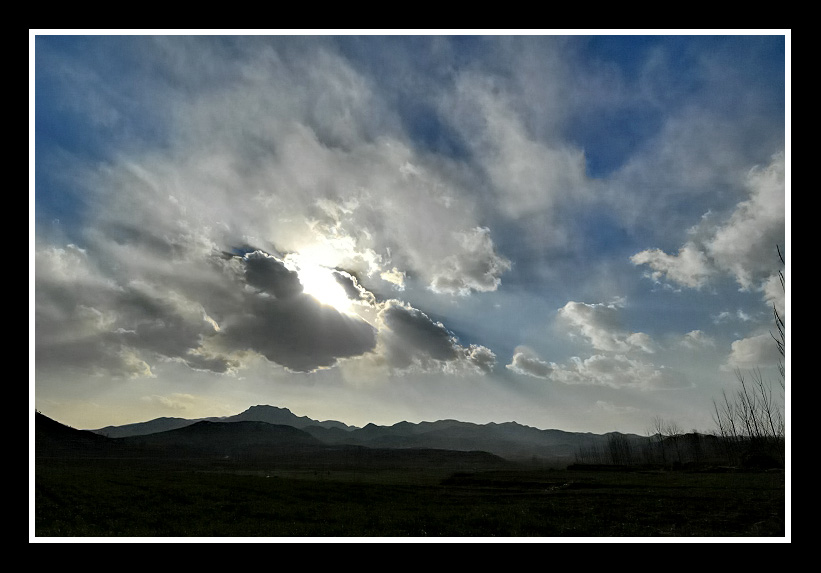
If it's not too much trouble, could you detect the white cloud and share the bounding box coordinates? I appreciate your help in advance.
[706,153,786,291]
[558,300,656,354]
[379,267,406,290]
[549,354,684,390]
[630,242,713,289]
[428,227,511,295]
[505,300,687,389]
[631,153,785,294]
[439,68,591,255]
[723,333,782,371]
[762,271,786,319]
[680,330,716,349]
[506,346,554,379]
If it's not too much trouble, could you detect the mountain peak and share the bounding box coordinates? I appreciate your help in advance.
[247,404,291,413]
[230,405,354,431]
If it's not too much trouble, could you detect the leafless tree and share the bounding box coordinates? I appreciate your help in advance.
[648,415,668,465]
[711,246,786,467]
[712,367,784,465]
[664,419,684,464]
[607,433,634,466]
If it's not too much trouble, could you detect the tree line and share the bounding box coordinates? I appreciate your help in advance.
[575,247,786,470]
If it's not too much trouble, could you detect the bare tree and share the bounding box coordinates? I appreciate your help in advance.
[711,246,786,467]
[712,367,784,466]
[648,415,668,465]
[771,245,785,389]
[664,419,683,465]
[607,433,634,466]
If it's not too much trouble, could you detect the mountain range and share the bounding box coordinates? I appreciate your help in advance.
[80,404,645,465]
[91,404,354,438]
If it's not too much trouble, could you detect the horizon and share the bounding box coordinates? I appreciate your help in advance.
[32,32,788,436]
[41,402,657,436]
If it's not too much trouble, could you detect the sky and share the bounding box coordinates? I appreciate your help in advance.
[31,32,789,436]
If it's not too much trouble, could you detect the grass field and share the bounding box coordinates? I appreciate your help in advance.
[33,458,786,538]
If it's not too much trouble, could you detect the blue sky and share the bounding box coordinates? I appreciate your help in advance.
[32,32,788,435]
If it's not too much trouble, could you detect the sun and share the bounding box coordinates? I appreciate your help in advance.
[285,255,356,315]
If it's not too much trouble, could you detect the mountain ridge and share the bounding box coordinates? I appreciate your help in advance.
[81,404,646,464]
[36,411,511,470]
[90,404,357,438]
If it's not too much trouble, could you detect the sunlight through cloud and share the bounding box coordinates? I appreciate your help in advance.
[284,254,356,315]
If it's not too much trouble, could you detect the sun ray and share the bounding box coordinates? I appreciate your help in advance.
[285,254,356,315]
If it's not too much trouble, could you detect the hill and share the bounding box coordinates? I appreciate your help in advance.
[82,404,646,465]
[35,411,127,459]
[36,412,510,470]
[121,419,325,459]
[90,404,355,438]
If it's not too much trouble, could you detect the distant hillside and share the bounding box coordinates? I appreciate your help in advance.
[92,415,222,438]
[223,405,355,431]
[35,411,126,458]
[36,411,509,471]
[90,404,355,438]
[82,404,646,465]
[302,419,635,464]
[121,420,325,459]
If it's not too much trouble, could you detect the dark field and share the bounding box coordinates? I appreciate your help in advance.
[34,458,786,538]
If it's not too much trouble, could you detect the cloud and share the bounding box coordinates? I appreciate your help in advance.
[209,249,379,373]
[630,242,713,289]
[373,300,497,375]
[549,354,683,390]
[723,333,783,371]
[460,344,498,375]
[35,244,221,378]
[34,241,380,377]
[379,267,406,290]
[506,346,554,379]
[439,66,592,256]
[705,153,786,290]
[504,299,689,389]
[36,37,532,385]
[761,271,785,319]
[506,345,685,390]
[428,227,511,295]
[631,153,785,294]
[241,250,304,299]
[680,330,716,349]
[558,300,656,353]
[60,37,515,295]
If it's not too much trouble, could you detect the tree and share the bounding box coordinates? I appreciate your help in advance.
[647,415,668,465]
[607,433,634,466]
[771,245,785,388]
[711,246,785,467]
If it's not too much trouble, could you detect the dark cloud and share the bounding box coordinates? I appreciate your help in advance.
[381,301,458,364]
[34,243,378,378]
[375,300,497,374]
[333,269,376,306]
[219,292,377,373]
[205,249,379,372]
[242,250,303,299]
